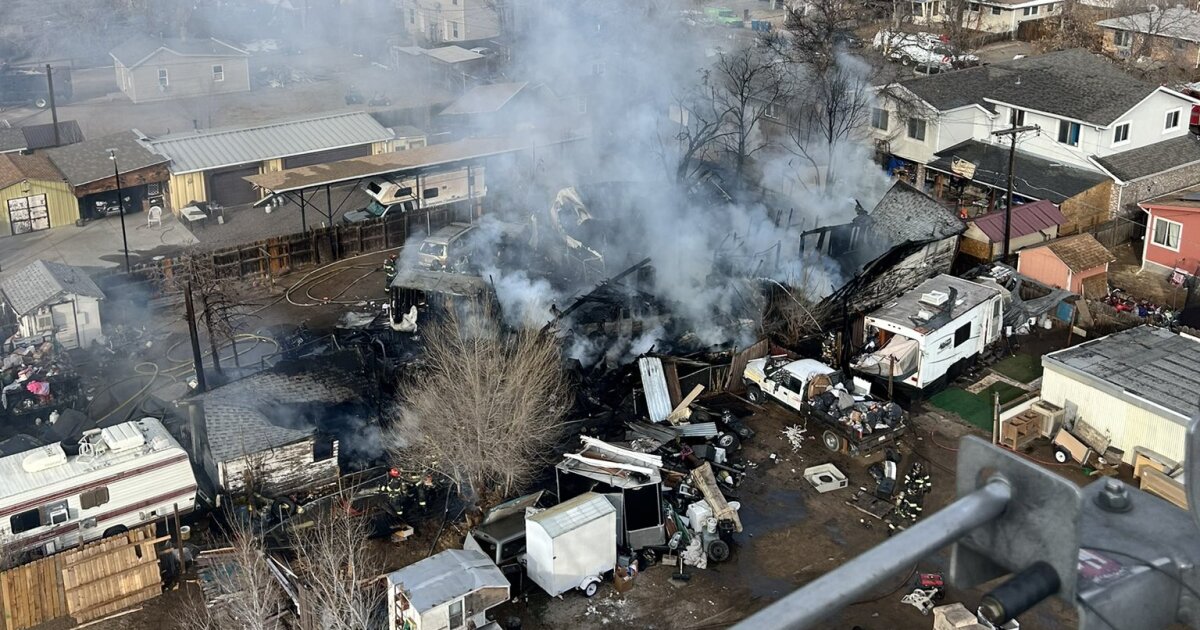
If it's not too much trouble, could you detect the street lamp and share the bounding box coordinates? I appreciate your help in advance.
[107,148,131,273]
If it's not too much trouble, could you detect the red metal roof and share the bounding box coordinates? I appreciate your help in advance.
[972,200,1066,243]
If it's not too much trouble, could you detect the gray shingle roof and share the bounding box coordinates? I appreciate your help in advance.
[0,260,105,316]
[1096,7,1200,43]
[21,121,84,150]
[1092,134,1200,182]
[198,369,357,463]
[441,82,529,116]
[1044,325,1200,422]
[0,128,27,153]
[1040,233,1115,272]
[867,180,965,244]
[44,131,169,187]
[110,37,248,69]
[896,49,1162,126]
[146,112,393,174]
[386,549,508,614]
[930,140,1109,203]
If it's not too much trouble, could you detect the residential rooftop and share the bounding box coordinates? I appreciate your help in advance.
[1096,7,1200,43]
[1043,326,1200,422]
[897,49,1163,126]
[21,121,85,151]
[0,153,65,190]
[972,199,1066,242]
[1034,233,1115,273]
[868,180,965,244]
[145,111,394,174]
[110,36,248,68]
[868,274,1002,335]
[441,82,530,116]
[44,131,169,186]
[1092,134,1200,183]
[930,140,1109,203]
[1141,182,1200,209]
[0,259,105,317]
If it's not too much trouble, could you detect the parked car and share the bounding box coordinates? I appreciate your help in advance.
[704,7,743,26]
[417,222,477,270]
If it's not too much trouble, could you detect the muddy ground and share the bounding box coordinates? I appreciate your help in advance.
[44,257,1090,630]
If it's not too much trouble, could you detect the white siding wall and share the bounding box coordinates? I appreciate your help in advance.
[870,95,993,165]
[1040,364,1188,463]
[17,296,103,350]
[218,439,339,495]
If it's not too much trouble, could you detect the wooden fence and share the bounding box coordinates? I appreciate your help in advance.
[1081,216,1144,250]
[0,526,165,630]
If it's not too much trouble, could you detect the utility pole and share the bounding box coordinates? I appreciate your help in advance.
[185,282,207,393]
[45,65,60,147]
[107,149,131,273]
[991,125,1039,260]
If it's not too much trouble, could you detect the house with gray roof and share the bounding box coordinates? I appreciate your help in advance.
[0,260,105,348]
[1097,7,1200,69]
[110,36,250,104]
[872,49,1200,222]
[1041,325,1200,464]
[44,130,170,220]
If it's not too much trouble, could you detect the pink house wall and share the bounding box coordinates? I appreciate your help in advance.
[1142,205,1200,276]
[1017,247,1071,289]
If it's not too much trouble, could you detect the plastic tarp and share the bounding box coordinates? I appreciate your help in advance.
[854,336,920,378]
[975,264,1074,333]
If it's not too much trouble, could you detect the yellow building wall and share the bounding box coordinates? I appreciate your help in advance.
[169,171,208,212]
[372,140,394,155]
[1041,364,1187,463]
[262,158,284,173]
[0,179,79,236]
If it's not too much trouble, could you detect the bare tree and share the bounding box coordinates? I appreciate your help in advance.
[386,304,571,509]
[291,502,386,630]
[787,60,876,192]
[713,46,793,185]
[175,518,285,630]
[1105,2,1200,77]
[660,71,736,184]
[157,248,254,375]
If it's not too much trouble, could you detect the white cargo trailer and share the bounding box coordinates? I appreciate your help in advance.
[524,492,617,598]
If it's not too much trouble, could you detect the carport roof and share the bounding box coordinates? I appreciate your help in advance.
[246,135,543,193]
[145,111,394,174]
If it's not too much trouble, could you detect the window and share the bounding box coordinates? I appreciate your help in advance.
[871,107,890,131]
[409,8,415,23]
[1176,39,1188,50]
[10,508,42,534]
[1022,5,1039,15]
[592,61,606,76]
[907,118,927,141]
[448,599,464,628]
[1057,120,1080,146]
[575,96,587,114]
[1165,108,1182,132]
[1112,122,1130,145]
[396,186,414,197]
[1009,108,1025,126]
[954,323,971,347]
[991,5,1002,14]
[1152,216,1182,250]
[969,2,980,10]
[212,64,224,82]
[158,68,169,88]
[451,21,459,38]
[1114,30,1132,47]
[423,187,439,199]
[80,487,110,510]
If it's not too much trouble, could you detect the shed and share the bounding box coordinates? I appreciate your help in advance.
[962,200,1066,261]
[21,121,85,151]
[110,37,250,104]
[0,260,105,348]
[0,152,76,236]
[1016,233,1114,297]
[145,112,395,209]
[1040,326,1200,463]
[44,131,170,219]
[387,549,509,630]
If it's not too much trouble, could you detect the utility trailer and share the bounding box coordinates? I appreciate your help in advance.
[524,492,617,598]
[744,357,907,456]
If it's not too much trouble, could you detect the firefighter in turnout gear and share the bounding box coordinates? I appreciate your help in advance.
[383,253,398,294]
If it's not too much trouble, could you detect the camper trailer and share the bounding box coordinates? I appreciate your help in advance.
[853,274,1004,393]
[387,549,508,630]
[0,418,197,556]
[342,167,486,223]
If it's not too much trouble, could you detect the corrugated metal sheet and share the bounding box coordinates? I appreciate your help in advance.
[973,200,1066,242]
[639,357,672,423]
[147,112,394,174]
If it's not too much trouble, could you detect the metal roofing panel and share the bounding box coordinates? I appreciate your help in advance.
[528,492,615,539]
[638,357,673,423]
[973,200,1066,243]
[387,549,508,613]
[147,112,393,174]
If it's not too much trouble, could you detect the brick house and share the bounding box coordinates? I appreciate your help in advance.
[1138,186,1200,278]
[1017,233,1115,297]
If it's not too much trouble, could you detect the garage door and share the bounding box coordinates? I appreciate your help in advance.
[208,165,261,207]
[283,144,372,169]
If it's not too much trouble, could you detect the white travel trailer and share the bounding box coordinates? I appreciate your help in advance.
[388,549,508,630]
[525,492,617,598]
[0,418,198,556]
[853,274,1004,393]
[342,167,487,223]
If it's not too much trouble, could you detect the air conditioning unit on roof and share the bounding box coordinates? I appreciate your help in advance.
[920,290,950,307]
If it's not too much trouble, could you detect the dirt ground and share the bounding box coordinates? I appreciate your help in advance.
[1107,242,1189,309]
[39,259,1091,630]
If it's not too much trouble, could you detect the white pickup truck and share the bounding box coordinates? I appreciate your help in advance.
[743,357,907,455]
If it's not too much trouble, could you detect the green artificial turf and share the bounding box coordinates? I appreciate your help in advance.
[929,389,994,431]
[990,353,1043,384]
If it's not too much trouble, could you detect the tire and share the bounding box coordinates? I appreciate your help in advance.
[900,56,912,66]
[583,580,599,598]
[706,539,731,563]
[746,385,764,404]
[1053,448,1070,464]
[102,525,128,538]
[822,429,844,453]
[717,433,740,451]
[34,97,48,108]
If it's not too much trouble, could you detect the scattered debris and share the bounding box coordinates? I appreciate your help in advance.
[783,424,807,451]
[804,464,848,493]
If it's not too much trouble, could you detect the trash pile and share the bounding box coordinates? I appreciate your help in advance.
[0,338,78,420]
[846,453,933,534]
[255,65,315,88]
[808,389,904,439]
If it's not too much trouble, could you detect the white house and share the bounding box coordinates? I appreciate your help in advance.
[1040,326,1199,464]
[0,260,105,349]
[387,549,509,630]
[962,0,1063,34]
[872,49,1200,218]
